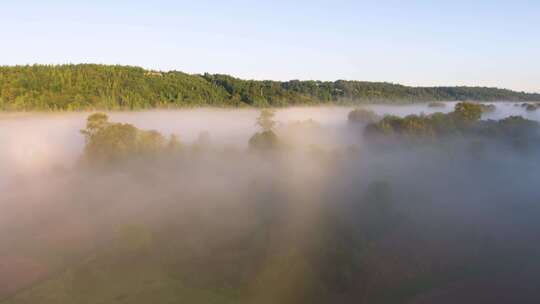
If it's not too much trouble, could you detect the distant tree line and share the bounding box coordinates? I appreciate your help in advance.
[1,64,539,111]
[364,102,540,148]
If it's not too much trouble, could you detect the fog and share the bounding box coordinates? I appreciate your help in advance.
[1,103,540,303]
[0,102,477,181]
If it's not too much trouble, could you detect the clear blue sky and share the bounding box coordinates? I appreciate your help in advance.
[2,0,539,92]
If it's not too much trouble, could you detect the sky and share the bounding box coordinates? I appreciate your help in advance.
[2,0,539,92]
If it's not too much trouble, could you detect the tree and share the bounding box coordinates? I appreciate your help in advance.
[400,115,434,137]
[249,109,280,151]
[137,130,166,155]
[257,108,276,132]
[81,112,109,140]
[363,102,540,149]
[2,65,540,111]
[348,108,380,124]
[249,131,280,151]
[453,102,482,124]
[83,122,139,163]
[81,113,168,163]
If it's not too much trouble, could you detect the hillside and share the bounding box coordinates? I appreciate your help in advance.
[0,64,539,111]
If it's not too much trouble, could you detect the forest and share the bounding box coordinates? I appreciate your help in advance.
[1,64,539,111]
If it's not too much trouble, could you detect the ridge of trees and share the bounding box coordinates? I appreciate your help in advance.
[1,64,539,111]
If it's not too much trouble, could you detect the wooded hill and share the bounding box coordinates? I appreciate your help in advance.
[1,64,538,110]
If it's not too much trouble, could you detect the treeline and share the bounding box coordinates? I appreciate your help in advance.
[79,109,279,165]
[361,103,540,148]
[1,64,539,110]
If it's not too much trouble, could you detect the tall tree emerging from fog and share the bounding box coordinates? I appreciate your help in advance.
[249,109,280,151]
[257,109,277,132]
[81,113,110,140]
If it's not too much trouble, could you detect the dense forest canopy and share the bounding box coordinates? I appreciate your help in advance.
[1,64,539,111]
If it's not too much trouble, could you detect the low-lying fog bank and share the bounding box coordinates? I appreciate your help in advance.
[1,102,538,180]
[1,102,540,304]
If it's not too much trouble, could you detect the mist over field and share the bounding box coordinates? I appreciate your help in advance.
[3,0,540,301]
[1,103,540,303]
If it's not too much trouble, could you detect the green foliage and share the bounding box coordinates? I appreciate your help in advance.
[365,102,540,144]
[347,108,380,124]
[83,121,139,163]
[428,112,458,134]
[81,113,171,163]
[81,112,109,139]
[365,115,402,136]
[400,114,436,137]
[249,109,280,151]
[497,115,538,133]
[0,65,230,111]
[453,102,482,123]
[1,65,539,111]
[248,131,280,151]
[478,116,540,147]
[256,109,276,132]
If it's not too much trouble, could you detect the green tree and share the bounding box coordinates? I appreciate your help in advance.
[257,108,276,132]
[80,113,168,163]
[249,131,280,151]
[348,108,380,124]
[81,112,109,140]
[1,65,540,110]
[400,115,434,137]
[83,122,139,163]
[454,102,482,124]
[249,109,280,151]
[138,130,166,155]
